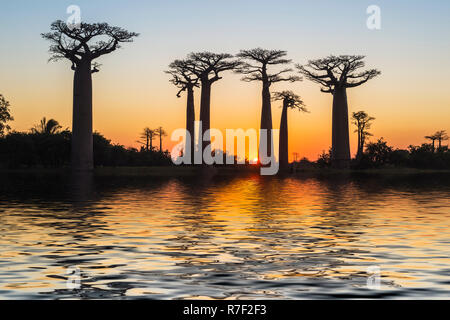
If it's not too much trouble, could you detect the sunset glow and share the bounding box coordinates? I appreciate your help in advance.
[0,1,449,161]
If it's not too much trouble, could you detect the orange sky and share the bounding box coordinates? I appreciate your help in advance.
[1,1,449,161]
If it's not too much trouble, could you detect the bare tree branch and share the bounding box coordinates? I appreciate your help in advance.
[236,48,299,86]
[41,20,139,71]
[166,59,199,97]
[273,91,308,112]
[183,52,241,84]
[297,55,380,93]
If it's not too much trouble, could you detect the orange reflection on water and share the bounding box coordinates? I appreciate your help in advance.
[0,173,449,298]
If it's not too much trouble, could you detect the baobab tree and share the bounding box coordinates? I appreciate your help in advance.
[237,49,300,160]
[139,127,156,151]
[184,52,240,163]
[297,55,380,168]
[0,94,13,137]
[352,111,375,159]
[156,126,168,152]
[425,133,438,153]
[41,20,138,171]
[273,91,308,171]
[166,59,199,163]
[434,130,449,150]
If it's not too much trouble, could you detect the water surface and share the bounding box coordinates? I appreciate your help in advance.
[0,172,449,299]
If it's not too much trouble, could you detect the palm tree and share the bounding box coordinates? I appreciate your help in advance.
[31,117,63,134]
[273,91,308,170]
[352,111,375,159]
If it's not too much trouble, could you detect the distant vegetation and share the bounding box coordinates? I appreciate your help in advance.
[0,20,447,173]
[313,135,450,170]
[0,118,172,169]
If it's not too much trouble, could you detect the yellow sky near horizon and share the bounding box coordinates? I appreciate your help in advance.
[1,1,449,161]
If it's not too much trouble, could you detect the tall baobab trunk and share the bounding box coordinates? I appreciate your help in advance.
[199,79,211,163]
[356,127,362,159]
[260,81,273,159]
[72,59,93,171]
[279,100,289,170]
[356,126,365,159]
[331,87,351,168]
[186,87,195,164]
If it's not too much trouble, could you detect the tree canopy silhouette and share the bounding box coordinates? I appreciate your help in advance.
[297,55,380,168]
[273,91,308,170]
[31,117,65,135]
[0,94,13,137]
[425,133,438,152]
[237,49,300,159]
[434,130,449,150]
[156,126,167,152]
[352,111,375,159]
[41,20,138,171]
[184,52,240,164]
[138,127,156,151]
[166,59,199,163]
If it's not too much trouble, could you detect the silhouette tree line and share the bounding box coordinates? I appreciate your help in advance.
[0,116,171,169]
[314,129,450,170]
[0,20,448,171]
[138,127,167,152]
[168,49,382,171]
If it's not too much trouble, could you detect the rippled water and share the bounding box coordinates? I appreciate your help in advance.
[0,171,449,299]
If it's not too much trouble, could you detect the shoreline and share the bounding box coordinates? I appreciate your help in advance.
[1,166,450,177]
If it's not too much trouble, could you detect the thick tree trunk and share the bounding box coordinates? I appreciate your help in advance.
[331,87,351,168]
[260,81,273,159]
[356,127,363,159]
[279,101,289,170]
[72,59,93,171]
[199,79,211,164]
[186,87,195,164]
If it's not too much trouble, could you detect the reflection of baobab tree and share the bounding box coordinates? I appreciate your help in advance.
[237,49,300,159]
[297,56,380,168]
[165,177,228,266]
[41,21,138,171]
